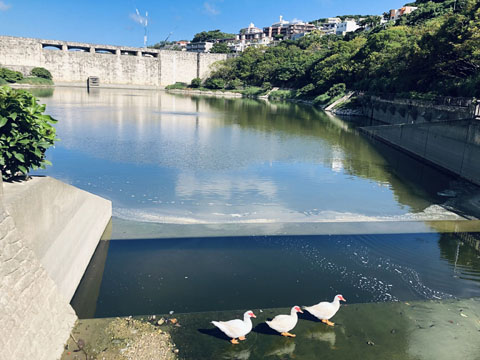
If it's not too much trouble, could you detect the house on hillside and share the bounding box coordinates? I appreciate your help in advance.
[336,19,361,35]
[263,16,316,40]
[234,22,272,52]
[186,41,214,52]
[319,18,341,35]
[389,6,418,21]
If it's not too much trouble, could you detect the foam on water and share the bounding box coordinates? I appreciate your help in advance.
[113,203,462,225]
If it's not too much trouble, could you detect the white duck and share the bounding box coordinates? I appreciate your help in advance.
[212,310,256,344]
[303,294,346,326]
[266,306,303,337]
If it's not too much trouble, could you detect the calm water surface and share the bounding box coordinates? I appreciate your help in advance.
[73,231,480,318]
[29,88,480,318]
[33,87,477,223]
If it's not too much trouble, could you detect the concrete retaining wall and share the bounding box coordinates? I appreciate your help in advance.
[2,176,112,301]
[361,120,480,186]
[362,97,475,125]
[0,36,227,87]
[0,176,77,360]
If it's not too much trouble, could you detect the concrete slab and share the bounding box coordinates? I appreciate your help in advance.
[61,298,480,360]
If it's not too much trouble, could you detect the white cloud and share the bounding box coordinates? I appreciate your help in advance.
[203,2,219,16]
[0,1,11,11]
[129,12,147,26]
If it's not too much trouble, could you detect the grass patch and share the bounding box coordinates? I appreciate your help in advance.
[165,82,188,90]
[17,77,53,85]
[238,86,266,97]
[313,93,344,107]
[268,89,297,100]
[335,96,361,110]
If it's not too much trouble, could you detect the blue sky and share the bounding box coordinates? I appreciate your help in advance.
[0,0,402,47]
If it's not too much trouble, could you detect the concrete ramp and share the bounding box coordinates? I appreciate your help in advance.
[3,176,112,301]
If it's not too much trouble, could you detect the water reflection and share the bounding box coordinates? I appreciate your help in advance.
[264,339,296,357]
[304,328,337,349]
[72,232,480,318]
[31,87,479,224]
[438,232,480,282]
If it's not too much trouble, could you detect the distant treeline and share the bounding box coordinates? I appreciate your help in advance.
[205,0,480,98]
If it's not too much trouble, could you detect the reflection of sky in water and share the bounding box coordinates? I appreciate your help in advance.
[34,87,467,224]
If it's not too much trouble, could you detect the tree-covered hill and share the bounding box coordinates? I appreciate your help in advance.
[205,0,479,98]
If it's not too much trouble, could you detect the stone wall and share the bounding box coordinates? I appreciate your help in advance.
[361,120,480,186]
[0,36,228,87]
[0,176,77,360]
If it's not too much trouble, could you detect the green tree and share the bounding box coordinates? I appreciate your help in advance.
[0,87,58,180]
[190,78,202,88]
[192,30,235,43]
[210,42,232,54]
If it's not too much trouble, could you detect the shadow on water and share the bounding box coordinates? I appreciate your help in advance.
[198,327,231,342]
[71,230,480,319]
[252,322,278,336]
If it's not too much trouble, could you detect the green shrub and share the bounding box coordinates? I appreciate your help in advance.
[226,79,243,90]
[296,83,315,98]
[0,78,7,85]
[30,67,52,80]
[327,83,346,98]
[262,82,272,92]
[0,68,23,83]
[18,77,54,85]
[190,78,202,88]
[240,86,264,96]
[313,93,330,105]
[0,86,58,180]
[165,82,188,90]
[269,89,296,100]
[204,78,225,90]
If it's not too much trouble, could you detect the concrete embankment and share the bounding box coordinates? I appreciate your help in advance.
[361,120,480,186]
[361,95,476,125]
[0,175,111,359]
[2,176,112,301]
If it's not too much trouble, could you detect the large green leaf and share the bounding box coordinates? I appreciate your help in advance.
[0,116,7,128]
[18,165,27,174]
[13,152,25,162]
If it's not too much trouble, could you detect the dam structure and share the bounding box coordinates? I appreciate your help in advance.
[0,35,228,87]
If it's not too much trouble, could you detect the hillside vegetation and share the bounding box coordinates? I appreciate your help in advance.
[205,0,480,98]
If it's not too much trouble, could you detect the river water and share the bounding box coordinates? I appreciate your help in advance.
[30,87,480,317]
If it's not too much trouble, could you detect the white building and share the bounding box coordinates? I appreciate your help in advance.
[336,20,360,36]
[186,41,214,52]
[318,17,341,35]
[233,22,272,52]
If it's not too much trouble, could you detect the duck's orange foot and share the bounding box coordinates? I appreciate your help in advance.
[231,338,239,344]
[322,319,335,326]
[281,332,296,337]
[238,336,246,341]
